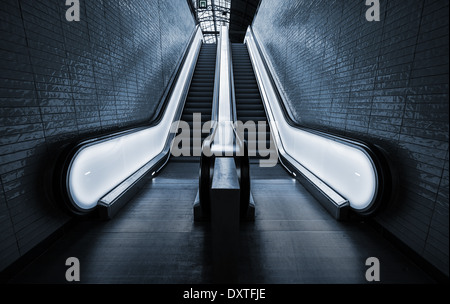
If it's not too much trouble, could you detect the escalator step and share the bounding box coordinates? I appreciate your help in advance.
[177,43,216,158]
[232,43,275,160]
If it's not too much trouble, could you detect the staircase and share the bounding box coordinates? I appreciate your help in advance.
[176,43,216,160]
[232,43,276,161]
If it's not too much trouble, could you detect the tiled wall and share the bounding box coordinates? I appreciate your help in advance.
[253,0,448,276]
[0,0,195,271]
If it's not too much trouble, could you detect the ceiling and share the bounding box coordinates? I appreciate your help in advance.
[229,0,260,43]
[188,0,261,43]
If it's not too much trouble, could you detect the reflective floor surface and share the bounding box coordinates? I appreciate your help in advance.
[9,160,435,284]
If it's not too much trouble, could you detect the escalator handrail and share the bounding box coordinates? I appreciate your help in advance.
[230,39,238,124]
[54,25,204,214]
[210,27,222,124]
[204,26,238,153]
[58,25,202,158]
[245,26,394,216]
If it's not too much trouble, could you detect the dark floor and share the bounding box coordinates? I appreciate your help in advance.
[8,160,435,284]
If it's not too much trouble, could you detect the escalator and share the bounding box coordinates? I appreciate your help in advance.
[231,43,275,161]
[178,44,217,159]
[28,27,408,285]
[53,25,392,222]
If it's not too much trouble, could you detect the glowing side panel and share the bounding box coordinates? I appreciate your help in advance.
[245,28,377,211]
[68,128,165,210]
[218,26,232,123]
[68,28,204,210]
[283,128,376,210]
[210,26,235,155]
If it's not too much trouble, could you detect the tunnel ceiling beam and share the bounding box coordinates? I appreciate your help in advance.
[188,0,260,43]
